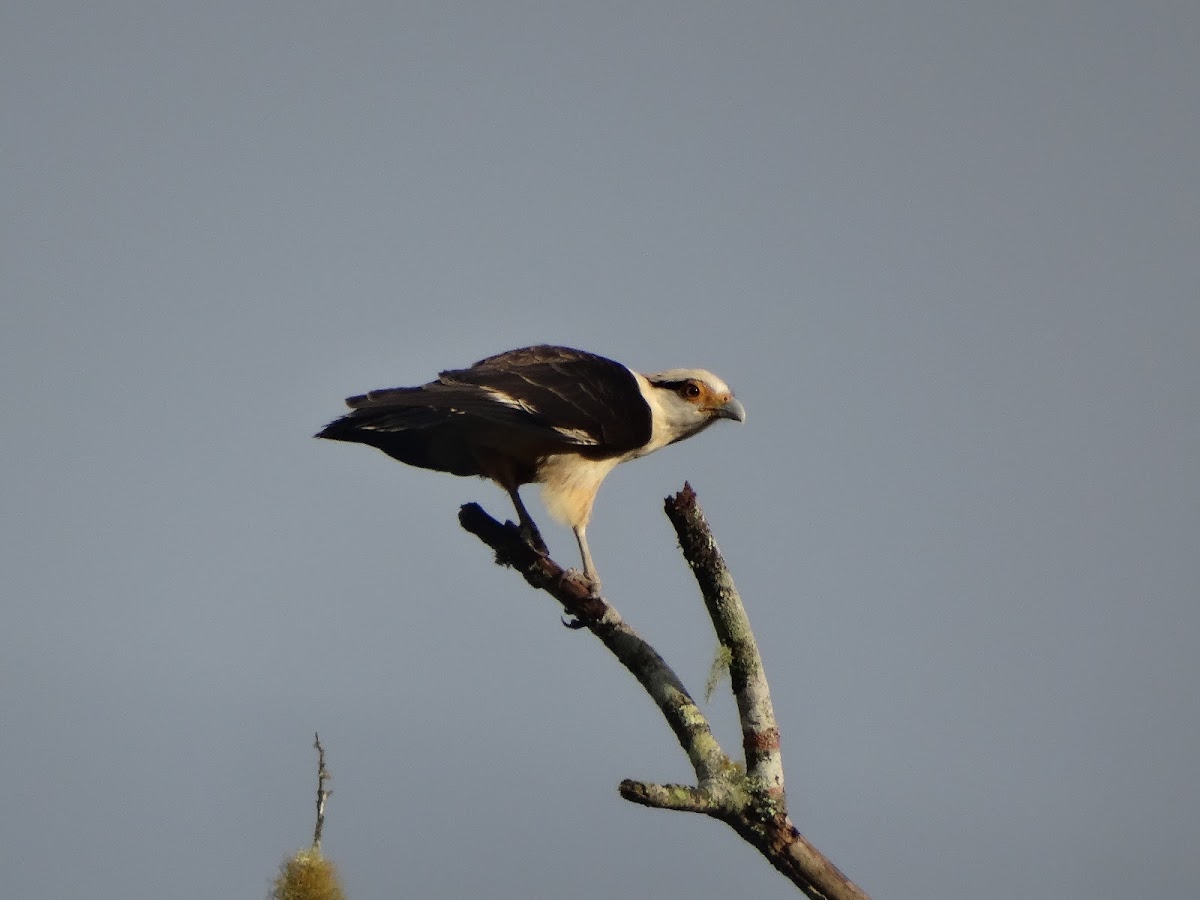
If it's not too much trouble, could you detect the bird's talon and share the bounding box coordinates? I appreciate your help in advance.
[517,523,549,555]
[562,568,602,598]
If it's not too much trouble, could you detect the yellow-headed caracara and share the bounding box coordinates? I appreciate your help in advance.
[316,345,744,592]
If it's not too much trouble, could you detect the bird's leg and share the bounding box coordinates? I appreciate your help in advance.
[572,524,602,597]
[506,486,548,555]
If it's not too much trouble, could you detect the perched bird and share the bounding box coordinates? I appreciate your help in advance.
[316,345,744,592]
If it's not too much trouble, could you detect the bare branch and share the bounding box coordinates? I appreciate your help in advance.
[664,483,784,795]
[618,780,720,812]
[619,778,752,813]
[459,491,870,900]
[312,732,331,851]
[458,503,728,783]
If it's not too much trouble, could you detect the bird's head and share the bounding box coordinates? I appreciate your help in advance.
[643,368,746,447]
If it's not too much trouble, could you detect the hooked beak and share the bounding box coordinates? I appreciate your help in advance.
[713,396,746,423]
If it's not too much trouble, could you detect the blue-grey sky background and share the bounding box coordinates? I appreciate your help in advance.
[4,3,1197,898]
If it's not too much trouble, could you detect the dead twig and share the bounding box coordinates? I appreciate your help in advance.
[312,732,331,851]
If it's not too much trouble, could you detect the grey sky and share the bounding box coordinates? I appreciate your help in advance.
[3,3,1197,898]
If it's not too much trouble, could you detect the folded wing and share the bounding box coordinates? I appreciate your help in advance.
[315,345,653,478]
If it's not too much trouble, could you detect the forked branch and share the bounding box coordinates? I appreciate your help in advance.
[459,484,868,900]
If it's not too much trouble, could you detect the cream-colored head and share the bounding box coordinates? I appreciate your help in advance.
[636,368,745,453]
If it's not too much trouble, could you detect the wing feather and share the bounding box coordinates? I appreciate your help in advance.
[438,345,651,452]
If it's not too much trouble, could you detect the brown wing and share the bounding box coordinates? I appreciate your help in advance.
[438,345,652,452]
[314,345,652,477]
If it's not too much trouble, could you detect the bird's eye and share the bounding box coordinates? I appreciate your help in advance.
[681,381,703,400]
